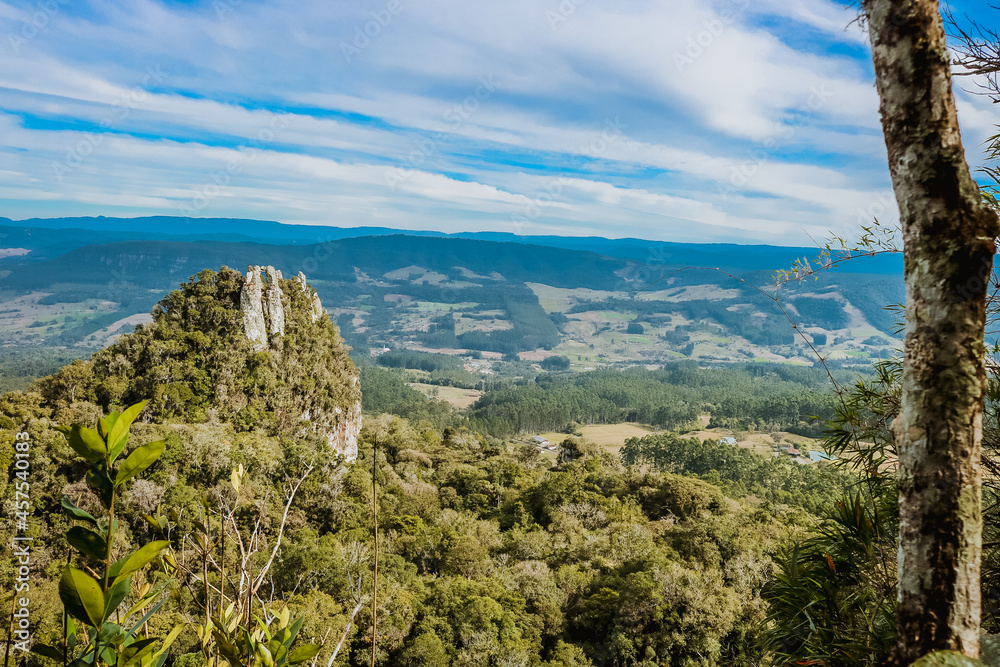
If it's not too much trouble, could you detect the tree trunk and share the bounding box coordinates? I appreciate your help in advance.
[863,0,1000,662]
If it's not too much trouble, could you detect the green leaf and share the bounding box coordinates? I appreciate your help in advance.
[61,496,99,525]
[288,645,321,665]
[104,574,132,621]
[108,541,170,582]
[87,466,114,510]
[66,615,77,649]
[98,411,119,440]
[125,596,168,636]
[147,625,185,667]
[66,425,107,462]
[116,441,166,487]
[66,527,108,560]
[110,432,130,465]
[108,401,147,462]
[266,639,285,664]
[286,614,304,646]
[97,622,125,646]
[257,644,275,667]
[31,644,65,661]
[211,628,243,664]
[59,567,105,628]
[119,637,157,667]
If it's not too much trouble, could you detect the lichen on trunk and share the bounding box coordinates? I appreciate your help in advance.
[863,0,1000,662]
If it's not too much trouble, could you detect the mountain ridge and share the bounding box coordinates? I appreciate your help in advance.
[0,216,904,275]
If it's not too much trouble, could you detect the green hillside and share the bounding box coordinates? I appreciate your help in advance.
[0,265,854,667]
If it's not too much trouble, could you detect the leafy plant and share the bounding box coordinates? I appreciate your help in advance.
[195,603,320,667]
[164,463,324,667]
[33,400,182,667]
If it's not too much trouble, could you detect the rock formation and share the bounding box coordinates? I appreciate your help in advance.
[264,266,285,337]
[240,267,267,352]
[295,270,325,323]
[241,265,289,348]
[319,395,362,462]
[88,264,362,463]
[310,291,324,323]
[239,265,360,461]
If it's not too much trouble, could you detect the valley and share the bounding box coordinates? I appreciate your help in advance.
[0,219,905,667]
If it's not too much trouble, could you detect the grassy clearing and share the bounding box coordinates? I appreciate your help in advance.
[635,284,743,301]
[409,382,483,409]
[455,315,512,335]
[0,292,122,341]
[412,301,479,312]
[526,283,627,313]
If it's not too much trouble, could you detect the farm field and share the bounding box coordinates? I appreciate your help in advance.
[532,423,659,454]
[526,422,830,463]
[409,382,483,409]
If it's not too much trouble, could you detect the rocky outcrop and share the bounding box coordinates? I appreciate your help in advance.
[240,267,267,352]
[295,270,325,323]
[310,292,324,323]
[240,265,361,461]
[321,397,362,462]
[241,265,287,347]
[264,266,285,337]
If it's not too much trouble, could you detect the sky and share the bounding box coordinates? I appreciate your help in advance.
[0,0,997,245]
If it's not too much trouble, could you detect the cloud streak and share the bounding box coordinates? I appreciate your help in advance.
[0,0,995,244]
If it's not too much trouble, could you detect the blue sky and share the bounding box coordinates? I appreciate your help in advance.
[0,0,996,245]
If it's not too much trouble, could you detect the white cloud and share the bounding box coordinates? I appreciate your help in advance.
[0,0,917,245]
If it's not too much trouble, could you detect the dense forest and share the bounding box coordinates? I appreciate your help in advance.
[0,266,868,667]
[466,364,840,437]
[0,390,840,667]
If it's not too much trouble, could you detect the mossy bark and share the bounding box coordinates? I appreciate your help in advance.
[863,0,1000,663]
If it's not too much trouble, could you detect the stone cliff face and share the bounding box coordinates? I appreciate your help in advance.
[239,265,360,461]
[240,267,268,352]
[242,265,290,350]
[265,266,285,337]
[316,391,362,463]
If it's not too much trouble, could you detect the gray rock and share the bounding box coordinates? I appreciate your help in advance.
[242,266,360,461]
[264,266,285,337]
[240,266,267,352]
[310,291,324,323]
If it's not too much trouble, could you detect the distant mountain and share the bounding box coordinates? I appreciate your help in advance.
[0,216,905,360]
[4,235,641,292]
[0,216,903,275]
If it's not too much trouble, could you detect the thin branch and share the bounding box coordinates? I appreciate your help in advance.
[250,464,314,597]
